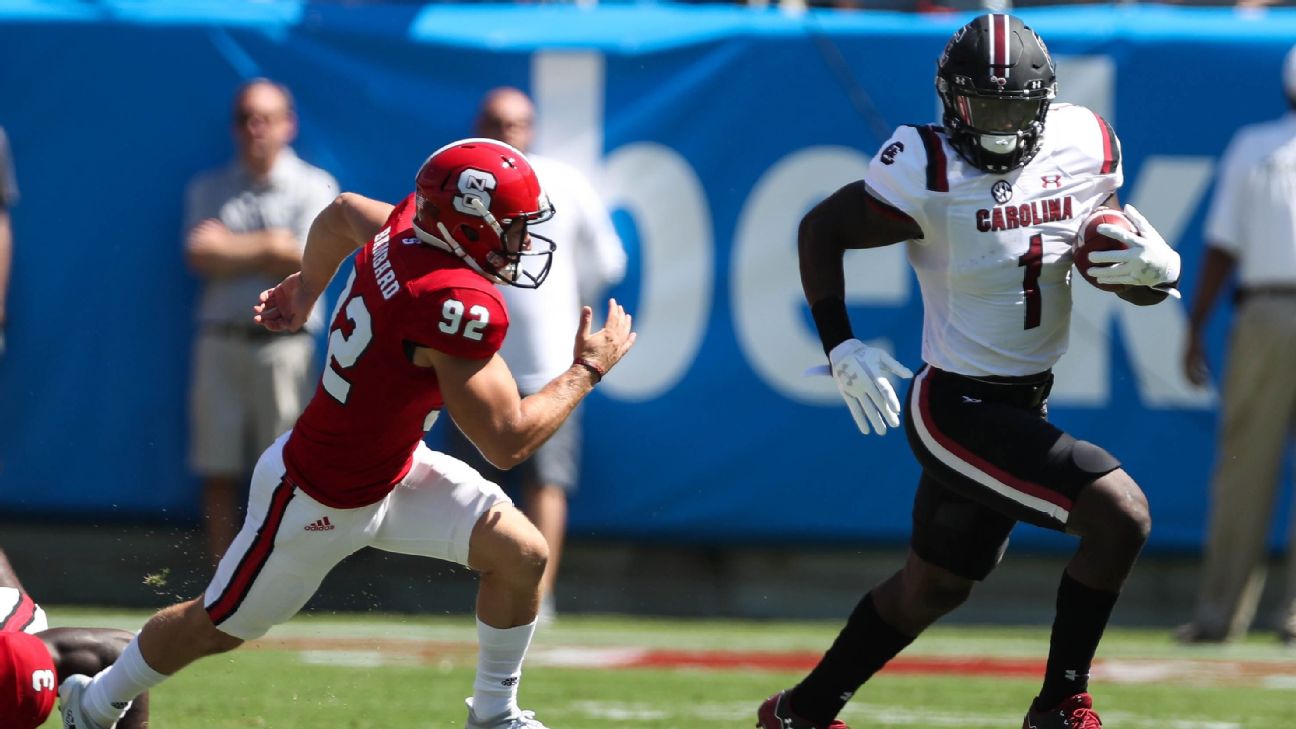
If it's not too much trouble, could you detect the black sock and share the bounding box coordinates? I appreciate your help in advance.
[789,593,914,727]
[1035,571,1119,710]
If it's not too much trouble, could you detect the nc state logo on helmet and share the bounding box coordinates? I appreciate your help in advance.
[412,137,556,288]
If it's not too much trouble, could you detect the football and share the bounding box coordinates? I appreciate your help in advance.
[1073,207,1136,292]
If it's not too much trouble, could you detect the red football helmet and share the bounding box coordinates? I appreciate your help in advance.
[412,138,555,288]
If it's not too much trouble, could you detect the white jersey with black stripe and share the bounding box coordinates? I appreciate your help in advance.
[865,103,1123,377]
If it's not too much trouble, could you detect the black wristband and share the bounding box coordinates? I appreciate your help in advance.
[810,296,853,355]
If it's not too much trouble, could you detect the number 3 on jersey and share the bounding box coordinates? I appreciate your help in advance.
[323,269,373,404]
[32,669,55,692]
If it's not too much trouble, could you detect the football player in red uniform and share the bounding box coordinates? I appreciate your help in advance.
[63,138,635,729]
[0,549,149,729]
[757,14,1179,729]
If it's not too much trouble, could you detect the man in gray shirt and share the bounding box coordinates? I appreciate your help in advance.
[185,79,337,564]
[0,126,17,358]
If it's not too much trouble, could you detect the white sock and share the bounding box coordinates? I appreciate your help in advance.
[471,617,536,720]
[84,637,167,724]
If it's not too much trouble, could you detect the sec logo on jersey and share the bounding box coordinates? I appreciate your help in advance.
[991,180,1013,204]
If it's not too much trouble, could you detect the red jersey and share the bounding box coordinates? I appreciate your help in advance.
[284,194,509,508]
[0,590,56,729]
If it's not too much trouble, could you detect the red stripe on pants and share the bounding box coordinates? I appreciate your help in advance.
[917,370,1071,513]
[206,479,296,625]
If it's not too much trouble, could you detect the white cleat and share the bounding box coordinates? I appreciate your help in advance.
[464,697,552,729]
[58,675,113,729]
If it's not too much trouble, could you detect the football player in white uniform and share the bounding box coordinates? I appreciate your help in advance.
[756,14,1180,729]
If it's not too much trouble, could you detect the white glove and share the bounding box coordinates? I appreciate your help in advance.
[1090,204,1182,290]
[828,339,914,436]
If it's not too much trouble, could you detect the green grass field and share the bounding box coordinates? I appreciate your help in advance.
[39,608,1296,728]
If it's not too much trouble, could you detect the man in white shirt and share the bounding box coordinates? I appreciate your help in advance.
[445,87,627,619]
[1177,46,1296,646]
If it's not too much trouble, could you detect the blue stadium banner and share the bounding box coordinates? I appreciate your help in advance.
[1,5,1293,551]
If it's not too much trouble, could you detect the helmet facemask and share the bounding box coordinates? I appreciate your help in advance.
[419,193,556,289]
[939,77,1053,173]
[487,204,556,289]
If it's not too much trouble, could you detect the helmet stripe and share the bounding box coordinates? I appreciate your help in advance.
[997,14,1010,78]
[986,14,996,78]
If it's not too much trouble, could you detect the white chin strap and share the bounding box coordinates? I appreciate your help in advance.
[411,221,507,284]
[979,133,1020,154]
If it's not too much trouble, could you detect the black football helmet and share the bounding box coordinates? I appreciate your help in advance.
[936,14,1056,173]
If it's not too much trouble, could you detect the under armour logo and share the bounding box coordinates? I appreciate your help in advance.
[1041,174,1062,188]
[1064,669,1086,682]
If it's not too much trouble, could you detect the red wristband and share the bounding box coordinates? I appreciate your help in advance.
[573,358,605,383]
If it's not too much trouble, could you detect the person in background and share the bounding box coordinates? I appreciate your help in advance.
[184,78,338,564]
[444,87,627,621]
[1177,45,1296,646]
[0,125,17,358]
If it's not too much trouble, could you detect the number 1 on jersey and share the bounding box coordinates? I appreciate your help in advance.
[323,269,375,404]
[1018,233,1043,330]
